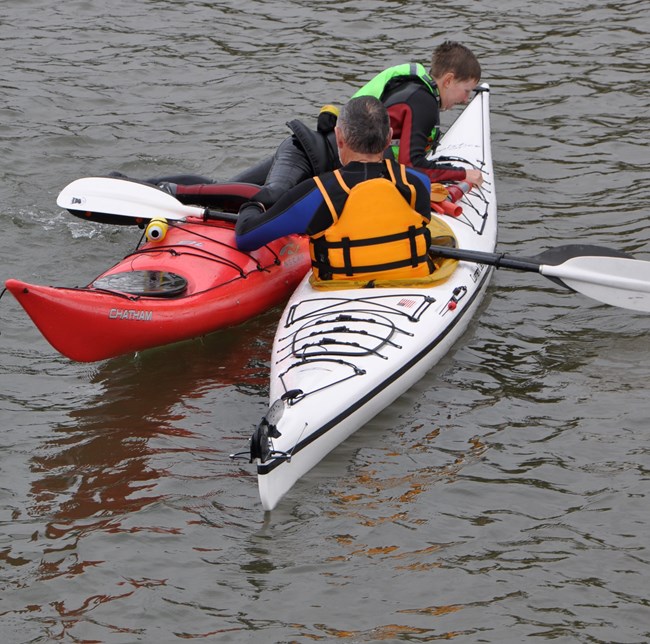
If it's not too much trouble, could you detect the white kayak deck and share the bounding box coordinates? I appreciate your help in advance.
[234,84,497,511]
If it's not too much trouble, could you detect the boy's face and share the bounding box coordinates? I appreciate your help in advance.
[438,73,478,110]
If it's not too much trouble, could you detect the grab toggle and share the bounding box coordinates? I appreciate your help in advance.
[145,218,168,242]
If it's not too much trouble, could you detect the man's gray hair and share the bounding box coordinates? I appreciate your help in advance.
[337,96,390,154]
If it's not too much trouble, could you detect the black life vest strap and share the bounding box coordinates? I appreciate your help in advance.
[341,238,353,276]
[311,254,431,276]
[408,225,419,267]
[311,224,430,276]
[318,223,428,249]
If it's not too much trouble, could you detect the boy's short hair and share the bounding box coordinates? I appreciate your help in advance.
[431,40,481,82]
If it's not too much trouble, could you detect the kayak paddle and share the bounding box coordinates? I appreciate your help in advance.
[430,243,650,312]
[56,176,239,225]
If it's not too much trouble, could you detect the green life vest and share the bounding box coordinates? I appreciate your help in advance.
[352,63,440,160]
[352,63,437,100]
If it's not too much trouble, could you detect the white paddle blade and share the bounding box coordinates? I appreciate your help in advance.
[541,255,650,312]
[56,177,205,222]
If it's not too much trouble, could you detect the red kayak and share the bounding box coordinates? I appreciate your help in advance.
[5,178,311,362]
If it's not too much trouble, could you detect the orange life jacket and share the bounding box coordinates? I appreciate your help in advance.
[310,160,432,281]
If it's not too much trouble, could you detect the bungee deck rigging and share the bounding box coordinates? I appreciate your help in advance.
[6,211,311,361]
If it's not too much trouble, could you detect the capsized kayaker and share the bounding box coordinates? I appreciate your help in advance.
[234,41,484,207]
[248,40,485,204]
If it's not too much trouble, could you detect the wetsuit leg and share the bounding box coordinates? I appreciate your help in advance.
[229,156,273,185]
[253,136,314,207]
[143,157,273,188]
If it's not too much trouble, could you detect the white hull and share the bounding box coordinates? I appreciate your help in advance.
[241,85,497,510]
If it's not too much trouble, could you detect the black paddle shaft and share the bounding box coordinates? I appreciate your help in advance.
[430,245,543,273]
[205,209,238,223]
[429,243,633,275]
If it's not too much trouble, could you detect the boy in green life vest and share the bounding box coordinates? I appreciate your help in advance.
[245,40,483,209]
[352,40,484,187]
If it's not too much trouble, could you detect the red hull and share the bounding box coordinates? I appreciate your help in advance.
[6,217,310,362]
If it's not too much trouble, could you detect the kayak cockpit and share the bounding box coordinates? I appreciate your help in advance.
[92,270,188,298]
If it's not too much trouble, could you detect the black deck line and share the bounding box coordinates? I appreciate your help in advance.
[257,267,493,476]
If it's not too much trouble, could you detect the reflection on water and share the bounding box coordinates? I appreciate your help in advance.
[0,314,277,639]
[27,311,276,510]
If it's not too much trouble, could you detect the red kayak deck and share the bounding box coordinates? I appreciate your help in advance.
[6,216,310,362]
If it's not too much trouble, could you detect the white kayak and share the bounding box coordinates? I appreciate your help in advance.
[234,83,497,511]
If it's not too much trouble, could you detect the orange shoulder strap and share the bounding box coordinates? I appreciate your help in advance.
[384,159,416,208]
[314,170,350,225]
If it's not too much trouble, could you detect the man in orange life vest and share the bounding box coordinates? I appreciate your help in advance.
[235,96,435,283]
